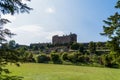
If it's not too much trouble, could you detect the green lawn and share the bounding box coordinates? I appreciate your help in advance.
[7,63,120,80]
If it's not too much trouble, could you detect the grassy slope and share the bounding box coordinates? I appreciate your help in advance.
[7,63,120,80]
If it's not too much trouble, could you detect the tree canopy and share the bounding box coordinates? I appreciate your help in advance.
[0,0,32,15]
[0,0,32,42]
[101,3,120,53]
[101,0,120,68]
[0,0,32,79]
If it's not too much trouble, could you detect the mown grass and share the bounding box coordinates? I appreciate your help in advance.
[7,63,120,80]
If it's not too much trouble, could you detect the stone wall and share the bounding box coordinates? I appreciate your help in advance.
[52,33,77,45]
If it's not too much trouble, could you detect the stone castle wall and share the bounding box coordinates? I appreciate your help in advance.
[52,33,77,44]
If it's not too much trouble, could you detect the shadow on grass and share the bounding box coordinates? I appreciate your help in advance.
[0,75,23,80]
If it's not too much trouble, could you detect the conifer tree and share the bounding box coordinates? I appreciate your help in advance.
[0,0,32,79]
[101,0,120,68]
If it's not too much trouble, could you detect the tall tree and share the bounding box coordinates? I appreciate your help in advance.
[0,0,32,79]
[101,12,120,53]
[101,0,120,67]
[0,0,32,42]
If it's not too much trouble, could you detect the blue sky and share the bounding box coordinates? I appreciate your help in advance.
[3,0,118,45]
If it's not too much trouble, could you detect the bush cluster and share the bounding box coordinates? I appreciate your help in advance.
[24,51,120,68]
[35,54,50,63]
[101,51,120,68]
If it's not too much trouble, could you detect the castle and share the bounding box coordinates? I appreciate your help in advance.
[52,33,77,45]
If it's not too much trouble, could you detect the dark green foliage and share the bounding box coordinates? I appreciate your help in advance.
[18,47,25,56]
[79,44,85,54]
[101,0,120,68]
[106,37,120,53]
[0,48,21,65]
[0,0,32,42]
[61,52,91,64]
[33,46,39,51]
[67,52,84,63]
[101,10,120,53]
[96,42,106,50]
[0,0,31,79]
[0,27,14,42]
[83,54,90,63]
[67,53,76,63]
[78,54,90,63]
[0,48,23,79]
[90,54,100,63]
[88,41,96,54]
[67,52,78,63]
[77,55,85,63]
[36,54,50,63]
[71,42,80,50]
[0,75,23,80]
[61,52,68,61]
[51,53,62,64]
[8,40,16,49]
[0,0,32,15]
[115,0,120,8]
[101,51,120,68]
[23,52,35,62]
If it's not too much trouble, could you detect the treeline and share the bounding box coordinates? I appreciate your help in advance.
[1,40,119,68]
[32,52,119,68]
[1,40,108,54]
[29,41,107,52]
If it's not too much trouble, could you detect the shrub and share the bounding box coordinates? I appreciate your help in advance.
[22,52,35,62]
[78,55,85,63]
[101,53,120,68]
[36,54,50,63]
[78,54,90,63]
[67,52,77,63]
[51,53,62,64]
[67,52,81,63]
[71,42,80,50]
[61,52,68,61]
[90,54,99,63]
[84,54,90,63]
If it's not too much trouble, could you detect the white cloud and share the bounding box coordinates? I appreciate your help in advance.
[46,31,64,40]
[45,7,55,14]
[22,0,29,3]
[6,25,64,45]
[2,14,16,21]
